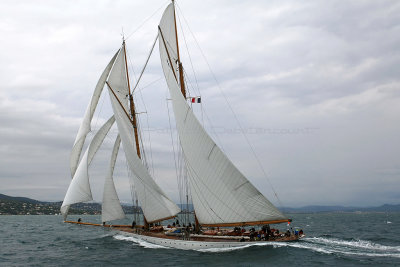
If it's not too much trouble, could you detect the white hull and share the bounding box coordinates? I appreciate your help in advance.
[116,231,283,250]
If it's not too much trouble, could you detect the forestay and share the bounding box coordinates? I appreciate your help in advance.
[158,4,287,226]
[102,135,125,223]
[61,116,115,218]
[107,46,180,223]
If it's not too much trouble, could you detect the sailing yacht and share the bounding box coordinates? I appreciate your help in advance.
[61,1,303,249]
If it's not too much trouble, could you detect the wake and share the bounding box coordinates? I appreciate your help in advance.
[287,237,400,258]
[112,234,400,257]
[113,234,170,249]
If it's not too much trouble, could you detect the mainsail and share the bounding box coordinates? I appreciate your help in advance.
[159,3,288,226]
[61,116,115,217]
[102,135,125,223]
[107,45,181,223]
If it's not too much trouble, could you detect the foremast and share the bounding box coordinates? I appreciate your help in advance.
[122,39,151,229]
[122,40,177,228]
[107,39,180,224]
[123,40,142,160]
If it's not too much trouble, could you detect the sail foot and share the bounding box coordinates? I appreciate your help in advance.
[201,219,290,228]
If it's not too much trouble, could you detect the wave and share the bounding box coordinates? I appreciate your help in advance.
[112,234,400,258]
[113,234,170,249]
[199,239,400,257]
[294,237,400,258]
[198,242,275,253]
[305,237,400,252]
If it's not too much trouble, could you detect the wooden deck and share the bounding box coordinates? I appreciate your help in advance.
[64,221,301,243]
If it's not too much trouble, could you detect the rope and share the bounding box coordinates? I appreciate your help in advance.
[137,87,155,176]
[166,98,183,206]
[132,34,159,93]
[176,8,200,93]
[125,1,169,40]
[175,5,226,153]
[133,77,163,95]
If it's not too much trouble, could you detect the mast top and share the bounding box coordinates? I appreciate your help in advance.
[121,27,126,43]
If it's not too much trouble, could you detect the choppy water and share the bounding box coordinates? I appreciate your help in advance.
[1,213,399,266]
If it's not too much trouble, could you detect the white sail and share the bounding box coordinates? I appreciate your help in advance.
[61,116,115,217]
[102,135,125,223]
[70,51,119,177]
[107,45,180,223]
[159,3,180,84]
[159,5,287,226]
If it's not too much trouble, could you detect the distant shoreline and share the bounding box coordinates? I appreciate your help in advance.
[1,193,399,215]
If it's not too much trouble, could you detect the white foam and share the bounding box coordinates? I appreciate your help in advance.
[305,237,400,252]
[99,233,113,238]
[113,234,170,249]
[197,242,277,253]
[291,237,400,258]
[112,234,400,258]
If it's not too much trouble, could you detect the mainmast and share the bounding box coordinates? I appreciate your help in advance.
[171,0,199,232]
[172,0,186,98]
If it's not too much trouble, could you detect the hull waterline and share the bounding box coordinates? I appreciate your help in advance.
[116,229,302,250]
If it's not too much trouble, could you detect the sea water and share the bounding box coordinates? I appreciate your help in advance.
[0,213,399,266]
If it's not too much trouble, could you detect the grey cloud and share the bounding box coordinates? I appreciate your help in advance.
[0,0,398,207]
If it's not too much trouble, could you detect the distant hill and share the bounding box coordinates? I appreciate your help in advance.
[1,193,399,215]
[0,193,41,204]
[0,194,106,215]
[280,204,400,213]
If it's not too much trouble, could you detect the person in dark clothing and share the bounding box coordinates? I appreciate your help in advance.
[266,227,271,240]
[78,218,81,223]
[131,221,136,229]
[249,231,255,241]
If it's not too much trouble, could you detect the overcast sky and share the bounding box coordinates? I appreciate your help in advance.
[0,0,399,207]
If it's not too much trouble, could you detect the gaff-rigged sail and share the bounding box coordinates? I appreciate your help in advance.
[61,116,115,218]
[107,45,180,223]
[70,51,119,177]
[102,135,125,223]
[159,3,288,226]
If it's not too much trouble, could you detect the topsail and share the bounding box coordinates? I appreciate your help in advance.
[70,51,119,177]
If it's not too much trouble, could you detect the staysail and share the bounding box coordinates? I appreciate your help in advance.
[107,45,180,223]
[102,135,125,223]
[159,3,288,226]
[61,116,115,217]
[70,51,119,177]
